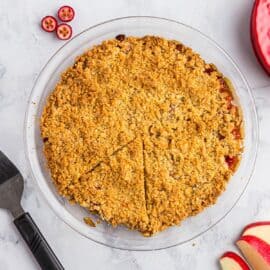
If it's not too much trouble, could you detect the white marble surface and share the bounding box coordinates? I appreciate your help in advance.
[0,0,269,269]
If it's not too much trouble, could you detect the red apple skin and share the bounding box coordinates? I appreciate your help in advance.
[243,221,270,233]
[221,252,250,270]
[251,0,270,75]
[237,235,270,269]
[242,221,270,245]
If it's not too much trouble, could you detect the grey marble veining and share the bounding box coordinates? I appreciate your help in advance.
[0,0,269,269]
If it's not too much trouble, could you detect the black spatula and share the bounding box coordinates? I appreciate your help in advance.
[0,150,64,270]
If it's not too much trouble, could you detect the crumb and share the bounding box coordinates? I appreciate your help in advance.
[84,217,96,227]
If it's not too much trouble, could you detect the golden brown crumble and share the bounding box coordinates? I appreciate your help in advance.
[40,36,243,236]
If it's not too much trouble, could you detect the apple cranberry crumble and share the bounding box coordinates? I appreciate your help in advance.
[40,35,243,236]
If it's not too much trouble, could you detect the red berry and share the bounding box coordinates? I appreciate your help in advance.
[58,5,75,22]
[225,156,238,170]
[41,16,57,32]
[56,23,72,40]
[232,127,241,139]
[251,0,270,75]
[225,95,233,109]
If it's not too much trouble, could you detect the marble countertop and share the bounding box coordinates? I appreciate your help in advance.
[0,0,269,269]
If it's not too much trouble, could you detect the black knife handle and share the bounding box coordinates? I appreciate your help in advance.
[14,213,64,270]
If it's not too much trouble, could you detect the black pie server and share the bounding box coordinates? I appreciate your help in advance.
[0,150,64,270]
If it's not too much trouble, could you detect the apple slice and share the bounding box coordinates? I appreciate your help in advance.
[242,221,270,245]
[251,0,270,75]
[237,235,270,270]
[220,252,250,270]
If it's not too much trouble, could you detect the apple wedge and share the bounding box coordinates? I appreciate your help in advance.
[220,252,250,270]
[242,221,270,245]
[237,235,270,270]
[220,251,250,270]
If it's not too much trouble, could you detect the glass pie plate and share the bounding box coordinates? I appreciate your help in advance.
[24,16,258,251]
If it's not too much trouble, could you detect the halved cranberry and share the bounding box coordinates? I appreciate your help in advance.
[41,16,57,32]
[58,5,75,22]
[56,24,72,40]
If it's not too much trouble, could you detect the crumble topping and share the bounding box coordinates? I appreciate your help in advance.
[41,36,243,235]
